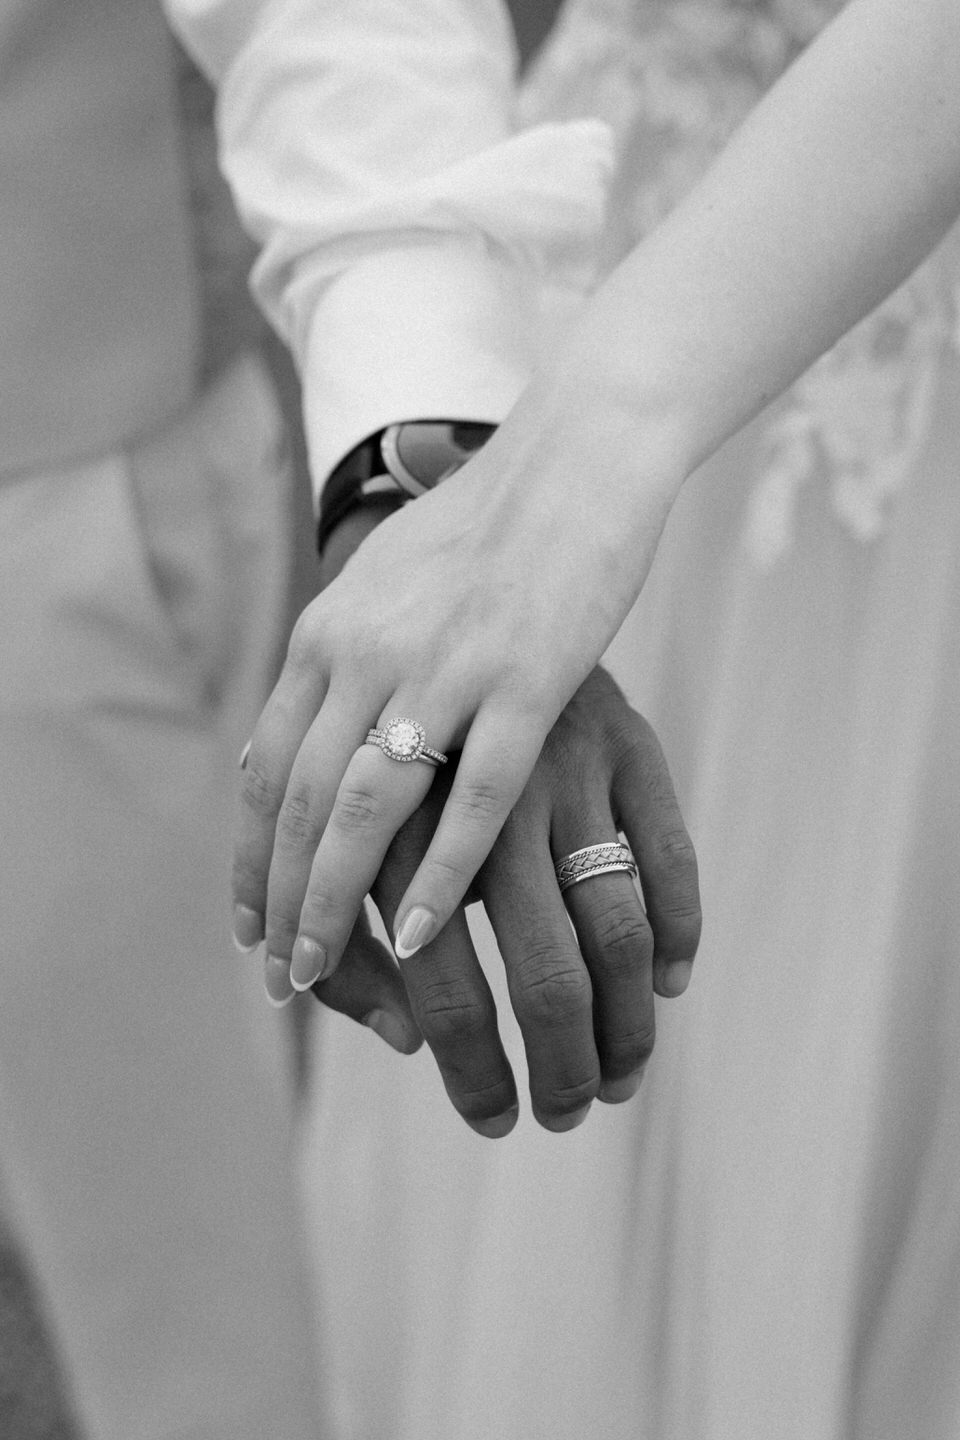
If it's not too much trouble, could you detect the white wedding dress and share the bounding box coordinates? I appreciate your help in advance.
[301,4,960,1436]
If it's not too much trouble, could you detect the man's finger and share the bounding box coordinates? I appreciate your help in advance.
[371,803,519,1139]
[311,914,422,1056]
[560,867,655,1102]
[613,715,702,997]
[480,818,600,1133]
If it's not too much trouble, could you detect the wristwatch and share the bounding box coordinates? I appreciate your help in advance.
[317,419,496,552]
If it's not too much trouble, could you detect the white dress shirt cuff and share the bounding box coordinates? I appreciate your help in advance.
[300,238,529,492]
[282,120,614,499]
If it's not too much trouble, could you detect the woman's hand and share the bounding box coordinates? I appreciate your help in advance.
[277,665,700,1138]
[232,404,679,994]
[232,0,960,996]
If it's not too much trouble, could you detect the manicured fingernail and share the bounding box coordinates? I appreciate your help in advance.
[598,1066,646,1105]
[661,961,694,997]
[468,1106,519,1140]
[239,739,251,770]
[363,1009,418,1055]
[290,936,328,991]
[541,1102,592,1134]
[264,953,295,1008]
[232,905,263,953]
[395,906,436,960]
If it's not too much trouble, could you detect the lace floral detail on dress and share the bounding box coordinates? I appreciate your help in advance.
[745,274,960,566]
[522,0,960,562]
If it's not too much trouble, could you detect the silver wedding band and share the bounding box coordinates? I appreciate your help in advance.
[365,716,448,768]
[555,841,638,893]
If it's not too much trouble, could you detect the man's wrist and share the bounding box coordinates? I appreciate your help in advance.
[317,418,497,555]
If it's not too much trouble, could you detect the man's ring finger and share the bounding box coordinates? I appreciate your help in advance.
[555,841,638,893]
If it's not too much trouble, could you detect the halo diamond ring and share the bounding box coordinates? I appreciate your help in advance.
[365,717,448,768]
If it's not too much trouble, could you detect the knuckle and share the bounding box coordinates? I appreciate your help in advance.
[263,912,299,956]
[419,850,473,897]
[647,825,698,881]
[298,883,342,933]
[611,709,659,772]
[451,776,509,829]
[643,826,703,963]
[332,782,384,834]
[590,904,654,972]
[614,1018,657,1071]
[513,951,592,1028]
[240,757,282,821]
[655,900,703,965]
[275,781,321,848]
[653,829,699,869]
[415,980,491,1046]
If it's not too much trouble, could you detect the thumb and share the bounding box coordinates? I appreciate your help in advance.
[311,911,422,1055]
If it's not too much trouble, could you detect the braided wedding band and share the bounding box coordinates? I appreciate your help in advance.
[365,716,448,768]
[555,841,639,893]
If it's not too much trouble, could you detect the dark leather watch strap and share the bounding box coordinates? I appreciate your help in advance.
[316,431,398,552]
[316,419,497,554]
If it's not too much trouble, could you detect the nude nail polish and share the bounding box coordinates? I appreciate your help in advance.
[290,936,327,991]
[395,906,436,959]
[264,953,295,1008]
[232,905,263,953]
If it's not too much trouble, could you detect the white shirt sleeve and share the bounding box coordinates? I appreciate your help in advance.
[162,0,612,498]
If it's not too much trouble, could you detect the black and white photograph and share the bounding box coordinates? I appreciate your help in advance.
[1,2,958,1437]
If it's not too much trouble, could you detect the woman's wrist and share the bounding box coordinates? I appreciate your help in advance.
[317,500,398,589]
[498,318,694,539]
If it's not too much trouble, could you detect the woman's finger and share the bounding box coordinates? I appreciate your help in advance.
[231,653,328,952]
[264,688,373,985]
[292,709,445,985]
[391,708,547,961]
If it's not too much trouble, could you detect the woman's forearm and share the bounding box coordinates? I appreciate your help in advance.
[235,0,960,977]
[530,0,960,512]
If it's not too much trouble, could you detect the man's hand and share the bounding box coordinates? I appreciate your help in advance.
[302,663,701,1139]
[335,665,700,1137]
[231,410,678,1008]
[240,505,700,1136]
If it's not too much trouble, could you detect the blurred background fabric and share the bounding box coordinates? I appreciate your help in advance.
[0,5,560,1431]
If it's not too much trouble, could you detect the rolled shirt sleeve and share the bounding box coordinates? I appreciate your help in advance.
[163,0,612,499]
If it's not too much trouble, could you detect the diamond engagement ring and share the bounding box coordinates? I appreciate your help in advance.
[555,841,638,893]
[365,717,448,768]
